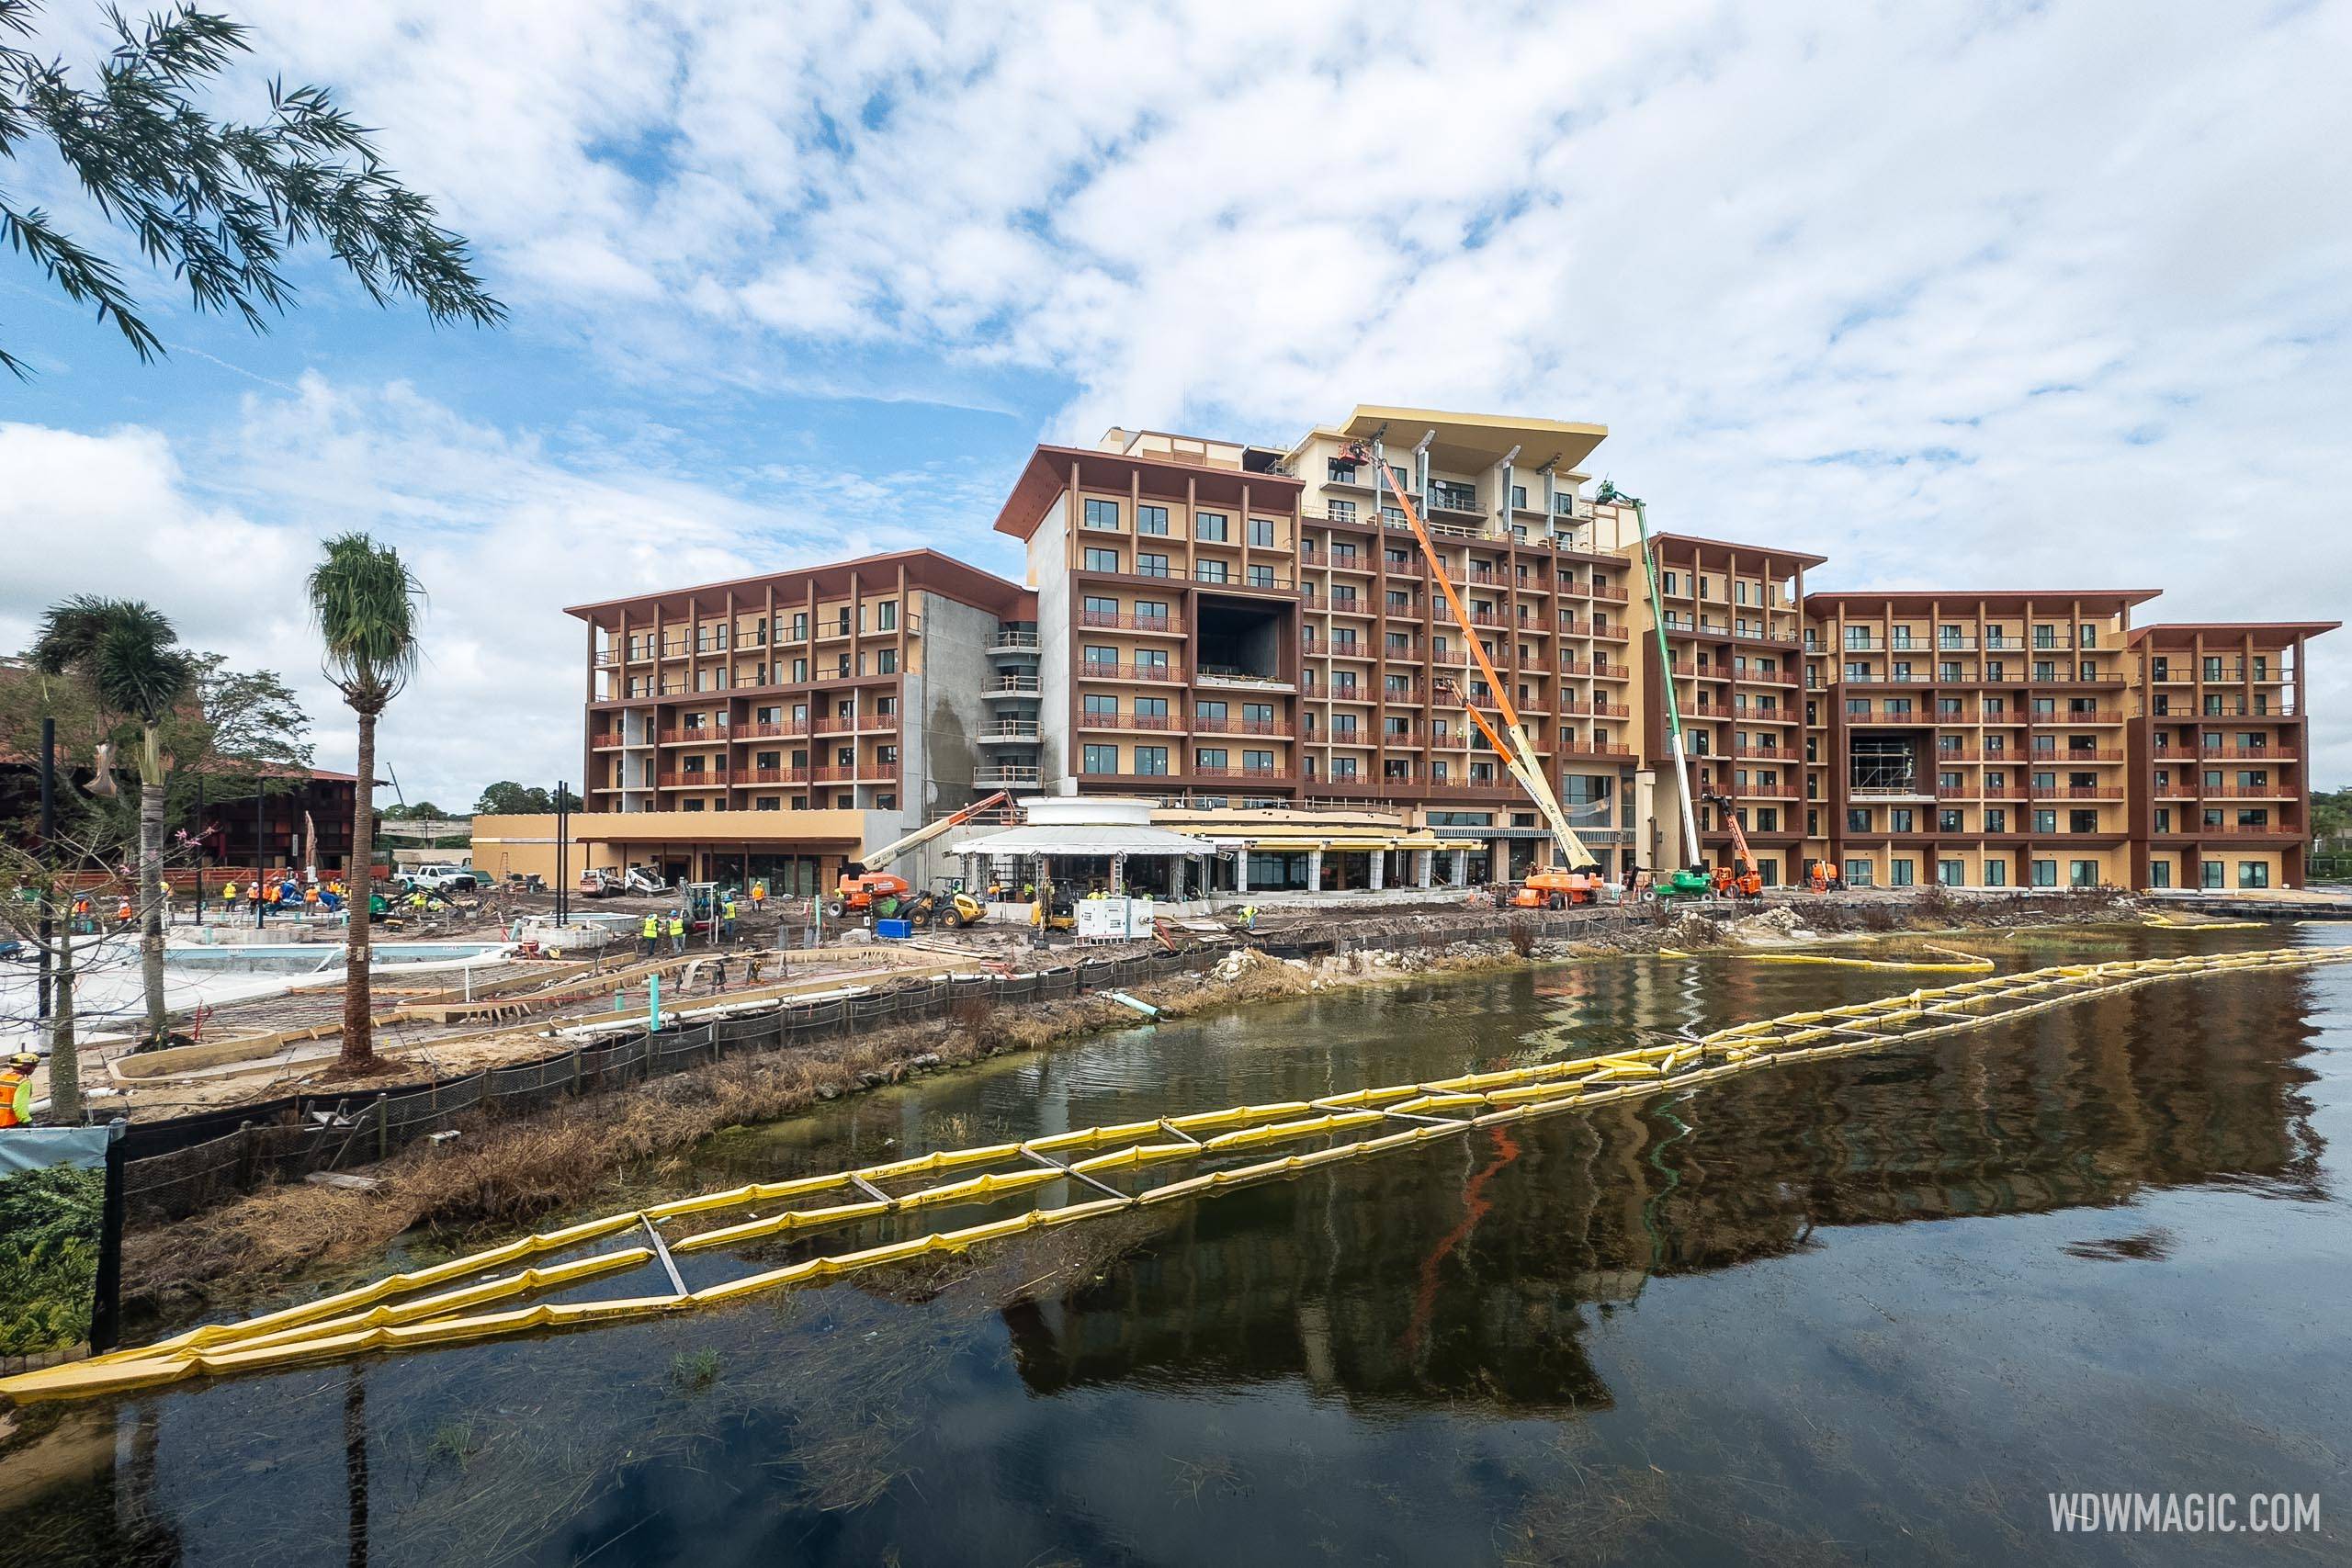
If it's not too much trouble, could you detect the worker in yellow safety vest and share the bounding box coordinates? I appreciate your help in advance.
[667,912,686,954]
[222,880,239,906]
[720,897,738,942]
[640,912,660,958]
[0,1054,39,1129]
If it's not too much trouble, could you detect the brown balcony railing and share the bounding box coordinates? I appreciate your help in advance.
[1193,765,1292,781]
[1193,717,1292,737]
[657,726,727,745]
[1079,661,1185,682]
[1079,611,1183,633]
[656,770,729,787]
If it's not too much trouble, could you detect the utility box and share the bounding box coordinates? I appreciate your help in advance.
[1076,897,1154,942]
[875,918,913,940]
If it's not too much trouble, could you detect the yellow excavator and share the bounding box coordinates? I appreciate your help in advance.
[1344,436,1600,904]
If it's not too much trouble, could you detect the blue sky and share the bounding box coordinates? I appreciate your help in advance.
[4,0,2348,806]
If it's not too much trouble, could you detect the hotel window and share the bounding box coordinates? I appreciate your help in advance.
[876,649,897,675]
[1135,747,1169,775]
[1889,808,1915,833]
[1889,859,1915,886]
[1328,456,1358,483]
[1243,749,1274,772]
[1083,644,1117,669]
[1136,649,1170,672]
[2070,859,2100,887]
[1195,512,1229,543]
[790,659,808,682]
[2033,809,2057,834]
[1846,808,1871,833]
[1137,504,1170,536]
[1135,696,1170,722]
[2031,859,2058,887]
[2149,861,2172,888]
[1083,547,1120,572]
[1247,565,1276,588]
[1195,748,1227,770]
[1249,517,1277,547]
[1083,498,1121,530]
[876,601,898,631]
[1136,599,1170,626]
[1081,745,1119,774]
[2240,861,2270,889]
[1328,500,1357,523]
[1082,694,1116,719]
[1844,860,1874,887]
[2070,809,2098,833]
[1083,595,1118,623]
[1194,559,1229,583]
[1983,860,2007,886]
[1939,809,1963,832]
[876,745,899,767]
[1138,552,1170,578]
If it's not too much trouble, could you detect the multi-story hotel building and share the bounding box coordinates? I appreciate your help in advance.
[556,408,2332,894]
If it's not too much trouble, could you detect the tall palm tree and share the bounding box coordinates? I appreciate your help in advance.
[308,534,424,1071]
[32,596,196,1050]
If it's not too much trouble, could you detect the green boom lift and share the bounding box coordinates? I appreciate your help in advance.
[1601,480,1713,899]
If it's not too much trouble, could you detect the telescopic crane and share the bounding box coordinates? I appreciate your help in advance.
[1599,479,1713,899]
[1343,434,1598,892]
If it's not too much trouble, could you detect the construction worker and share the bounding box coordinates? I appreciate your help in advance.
[116,894,133,927]
[1238,904,1258,932]
[304,882,322,915]
[222,879,239,908]
[750,881,767,913]
[745,953,768,987]
[708,954,728,993]
[721,895,738,943]
[639,911,660,958]
[0,1054,37,1129]
[667,909,686,955]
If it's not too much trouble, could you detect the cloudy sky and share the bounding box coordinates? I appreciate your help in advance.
[3,0,2347,806]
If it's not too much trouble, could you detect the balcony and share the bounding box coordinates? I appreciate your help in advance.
[1079,611,1184,635]
[1078,712,1178,731]
[590,730,624,749]
[734,719,808,739]
[1193,765,1293,781]
[2030,786,2124,800]
[2194,743,2296,760]
[988,676,1042,696]
[657,770,729,788]
[738,766,809,784]
[658,726,728,745]
[1193,717,1293,737]
[989,630,1040,653]
[1556,740,1633,759]
[975,765,1043,788]
[2030,747,2125,762]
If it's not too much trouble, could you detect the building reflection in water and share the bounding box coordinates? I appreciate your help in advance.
[1003,976,2324,1413]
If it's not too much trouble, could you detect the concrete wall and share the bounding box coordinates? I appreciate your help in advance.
[1033,493,1071,784]
[915,587,997,818]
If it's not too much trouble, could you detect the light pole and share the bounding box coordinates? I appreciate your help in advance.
[554,781,570,925]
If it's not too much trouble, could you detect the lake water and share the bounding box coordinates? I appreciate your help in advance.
[6,923,2346,1565]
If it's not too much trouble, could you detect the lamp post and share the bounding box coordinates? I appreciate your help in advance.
[554,781,570,925]
[36,716,54,1033]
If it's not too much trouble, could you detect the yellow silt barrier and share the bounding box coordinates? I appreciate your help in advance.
[9,944,2344,1404]
[670,1198,892,1254]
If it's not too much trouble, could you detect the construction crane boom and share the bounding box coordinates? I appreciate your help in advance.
[858,790,1012,874]
[1613,486,1704,873]
[1351,438,1596,872]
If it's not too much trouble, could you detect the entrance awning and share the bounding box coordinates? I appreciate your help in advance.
[952,824,1218,857]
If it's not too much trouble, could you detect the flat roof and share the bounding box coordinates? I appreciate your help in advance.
[563,548,1027,624]
[993,444,1304,542]
[1646,531,1831,571]
[2129,620,2339,642]
[1329,405,1608,477]
[1805,588,2163,613]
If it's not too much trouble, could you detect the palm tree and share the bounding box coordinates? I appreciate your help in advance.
[308,534,424,1071]
[32,597,196,1050]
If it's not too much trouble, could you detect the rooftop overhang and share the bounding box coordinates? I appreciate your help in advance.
[992,445,1305,542]
[1333,405,1608,478]
[1646,532,1830,573]
[539,809,872,846]
[2128,619,2340,646]
[1805,588,2163,616]
[562,548,1027,626]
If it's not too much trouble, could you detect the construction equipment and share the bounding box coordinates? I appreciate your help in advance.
[1596,479,1712,900]
[1030,879,1075,931]
[856,791,1012,875]
[1348,439,1596,880]
[1436,678,1602,909]
[1700,790,1766,900]
[828,871,911,919]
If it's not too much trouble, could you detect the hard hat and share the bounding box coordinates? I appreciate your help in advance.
[7,1052,40,1069]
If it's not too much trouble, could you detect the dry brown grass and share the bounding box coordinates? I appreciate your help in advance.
[120,953,1315,1320]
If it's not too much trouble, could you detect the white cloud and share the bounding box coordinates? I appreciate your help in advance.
[0,376,976,805]
[5,1,2348,781]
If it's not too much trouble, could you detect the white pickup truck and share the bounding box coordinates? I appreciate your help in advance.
[403,864,481,894]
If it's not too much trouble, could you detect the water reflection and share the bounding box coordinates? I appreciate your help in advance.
[3,930,2342,1567]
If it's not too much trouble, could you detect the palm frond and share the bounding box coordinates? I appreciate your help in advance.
[29,594,192,722]
[308,531,424,707]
